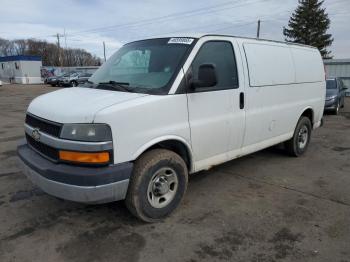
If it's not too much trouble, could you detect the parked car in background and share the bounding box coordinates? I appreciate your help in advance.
[0,80,2,86]
[46,75,61,87]
[58,72,79,87]
[324,78,346,114]
[76,73,93,85]
[58,72,92,87]
[46,73,72,87]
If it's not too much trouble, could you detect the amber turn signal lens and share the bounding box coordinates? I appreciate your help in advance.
[59,150,110,164]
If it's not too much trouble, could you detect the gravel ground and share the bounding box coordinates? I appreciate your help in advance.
[0,84,349,262]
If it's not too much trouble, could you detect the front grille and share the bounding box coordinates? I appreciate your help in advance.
[25,114,62,137]
[26,133,59,161]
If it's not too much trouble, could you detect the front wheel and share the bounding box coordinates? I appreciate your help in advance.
[126,149,188,222]
[70,81,78,87]
[285,116,312,157]
[334,101,340,115]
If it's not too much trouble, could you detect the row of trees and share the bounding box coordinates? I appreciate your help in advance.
[0,37,101,66]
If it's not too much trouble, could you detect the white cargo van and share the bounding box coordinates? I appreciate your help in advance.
[18,35,325,222]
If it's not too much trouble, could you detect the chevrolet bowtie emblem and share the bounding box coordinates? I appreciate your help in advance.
[32,128,41,142]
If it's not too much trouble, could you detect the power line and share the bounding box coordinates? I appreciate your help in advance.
[121,20,264,44]
[66,0,244,36]
[67,6,290,44]
[66,9,292,46]
[67,0,266,37]
[28,1,256,41]
[29,1,303,56]
[30,0,282,43]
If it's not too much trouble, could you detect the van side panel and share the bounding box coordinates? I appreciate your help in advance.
[290,47,325,83]
[243,43,295,86]
[241,40,325,148]
[290,46,325,125]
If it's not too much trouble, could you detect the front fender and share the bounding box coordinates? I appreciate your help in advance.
[132,135,194,169]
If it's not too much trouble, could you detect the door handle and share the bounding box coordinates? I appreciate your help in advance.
[239,92,244,109]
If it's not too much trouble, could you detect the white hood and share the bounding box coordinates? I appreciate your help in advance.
[27,87,147,123]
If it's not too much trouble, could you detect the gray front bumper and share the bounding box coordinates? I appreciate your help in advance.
[19,159,129,204]
[324,99,337,110]
[17,140,133,204]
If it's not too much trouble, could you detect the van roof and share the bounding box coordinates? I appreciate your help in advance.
[133,33,317,49]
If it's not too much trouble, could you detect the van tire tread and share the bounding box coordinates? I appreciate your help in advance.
[125,149,188,223]
[285,116,312,157]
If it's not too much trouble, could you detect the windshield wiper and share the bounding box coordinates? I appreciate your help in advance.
[98,81,134,92]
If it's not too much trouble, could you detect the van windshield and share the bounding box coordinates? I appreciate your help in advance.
[88,38,195,94]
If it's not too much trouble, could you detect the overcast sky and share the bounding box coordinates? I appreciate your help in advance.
[0,0,349,59]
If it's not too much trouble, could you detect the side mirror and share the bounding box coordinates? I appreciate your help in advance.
[191,64,217,89]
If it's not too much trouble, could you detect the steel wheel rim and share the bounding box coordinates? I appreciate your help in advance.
[147,167,178,209]
[298,125,308,149]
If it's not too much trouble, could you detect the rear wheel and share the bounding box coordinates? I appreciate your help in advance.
[71,81,78,87]
[285,116,312,157]
[126,149,188,222]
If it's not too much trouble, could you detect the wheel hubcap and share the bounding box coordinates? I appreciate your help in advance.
[147,167,178,208]
[298,125,309,149]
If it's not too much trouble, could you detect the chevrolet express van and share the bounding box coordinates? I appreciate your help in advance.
[18,35,325,222]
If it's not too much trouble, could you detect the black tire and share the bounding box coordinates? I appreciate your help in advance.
[70,81,78,87]
[51,84,56,87]
[333,101,340,115]
[284,116,312,157]
[126,149,188,222]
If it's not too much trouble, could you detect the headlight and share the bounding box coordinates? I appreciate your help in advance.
[60,124,112,142]
[326,96,336,101]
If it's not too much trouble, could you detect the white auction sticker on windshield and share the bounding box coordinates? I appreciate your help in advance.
[168,38,194,45]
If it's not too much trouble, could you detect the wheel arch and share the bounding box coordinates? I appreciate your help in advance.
[133,136,193,172]
[299,107,314,125]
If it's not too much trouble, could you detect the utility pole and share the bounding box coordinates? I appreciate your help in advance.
[55,33,64,66]
[103,41,106,62]
[64,28,68,66]
[56,33,61,66]
[256,19,261,39]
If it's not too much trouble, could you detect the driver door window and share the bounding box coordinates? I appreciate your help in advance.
[190,41,239,92]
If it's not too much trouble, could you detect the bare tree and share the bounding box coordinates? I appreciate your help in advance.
[0,37,101,66]
[0,37,14,56]
[13,39,26,55]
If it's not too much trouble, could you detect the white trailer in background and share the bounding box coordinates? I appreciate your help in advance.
[0,55,42,84]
